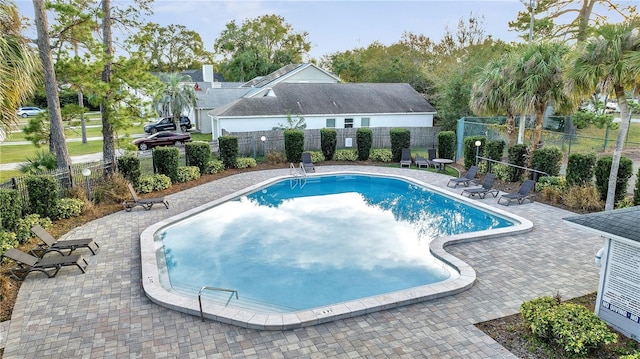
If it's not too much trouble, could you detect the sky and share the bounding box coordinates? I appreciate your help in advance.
[14,0,636,60]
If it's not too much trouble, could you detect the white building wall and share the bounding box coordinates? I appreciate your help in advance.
[211,113,434,138]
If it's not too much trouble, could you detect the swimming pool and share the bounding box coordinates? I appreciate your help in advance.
[141,171,532,329]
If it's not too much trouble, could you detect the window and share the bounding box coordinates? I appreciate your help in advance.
[361,118,370,127]
[344,118,353,128]
[326,118,335,128]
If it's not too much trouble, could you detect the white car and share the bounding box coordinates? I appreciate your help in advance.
[16,107,45,117]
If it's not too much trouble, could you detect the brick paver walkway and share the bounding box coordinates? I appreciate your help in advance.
[3,166,602,358]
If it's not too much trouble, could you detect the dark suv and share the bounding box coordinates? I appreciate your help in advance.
[144,116,192,134]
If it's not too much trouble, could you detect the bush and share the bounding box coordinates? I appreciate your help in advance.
[185,141,212,174]
[153,146,180,183]
[594,156,633,203]
[535,176,566,192]
[463,136,484,169]
[492,163,512,182]
[485,140,506,162]
[507,144,528,182]
[520,296,560,336]
[390,128,411,162]
[306,151,324,163]
[0,230,18,256]
[266,151,287,164]
[90,173,130,205]
[369,149,393,162]
[563,185,604,212]
[25,175,59,219]
[356,128,372,160]
[219,135,239,169]
[56,198,84,219]
[0,189,22,232]
[176,166,201,183]
[137,174,172,193]
[205,160,225,174]
[320,128,337,160]
[116,155,141,187]
[530,147,563,178]
[333,149,358,161]
[566,153,596,186]
[235,157,257,169]
[284,129,304,163]
[635,166,640,206]
[15,214,51,244]
[437,131,456,160]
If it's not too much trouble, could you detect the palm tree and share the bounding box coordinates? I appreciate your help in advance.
[0,0,40,133]
[471,42,572,160]
[155,73,196,132]
[567,21,640,210]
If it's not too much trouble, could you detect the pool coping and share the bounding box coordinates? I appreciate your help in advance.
[140,170,533,330]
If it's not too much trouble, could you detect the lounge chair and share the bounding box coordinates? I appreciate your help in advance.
[415,155,430,169]
[400,148,412,168]
[301,152,315,173]
[30,224,99,257]
[2,248,88,280]
[123,183,169,212]
[447,165,478,188]
[497,179,536,206]
[427,148,437,167]
[461,173,499,199]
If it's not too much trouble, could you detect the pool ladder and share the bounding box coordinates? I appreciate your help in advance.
[198,286,239,322]
[289,162,307,189]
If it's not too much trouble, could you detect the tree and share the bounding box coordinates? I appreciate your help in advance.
[566,21,640,210]
[127,23,214,72]
[214,14,311,82]
[509,0,638,43]
[33,0,72,170]
[0,0,41,133]
[470,42,573,162]
[155,73,196,131]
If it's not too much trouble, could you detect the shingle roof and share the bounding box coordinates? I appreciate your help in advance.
[212,83,435,117]
[563,206,640,243]
[195,88,251,108]
[240,64,304,88]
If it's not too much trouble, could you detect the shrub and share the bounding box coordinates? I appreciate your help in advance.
[333,149,358,161]
[176,166,201,183]
[535,176,566,192]
[390,128,411,162]
[507,144,528,182]
[539,186,564,204]
[0,230,18,256]
[485,140,506,163]
[463,136,484,169]
[635,167,640,206]
[0,189,22,232]
[550,303,617,355]
[616,197,635,209]
[116,155,141,186]
[15,214,51,244]
[56,198,84,219]
[185,141,212,174]
[520,296,560,337]
[369,149,393,162]
[563,185,604,211]
[205,159,225,174]
[530,147,563,178]
[219,135,239,169]
[437,131,456,160]
[320,128,337,160]
[153,146,180,183]
[25,175,59,219]
[266,151,287,164]
[235,157,257,169]
[492,163,511,182]
[307,151,324,163]
[137,174,172,193]
[356,127,372,160]
[566,153,596,186]
[284,129,304,163]
[594,156,633,203]
[90,173,130,205]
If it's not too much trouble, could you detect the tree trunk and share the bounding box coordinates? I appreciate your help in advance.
[33,0,71,170]
[100,0,115,167]
[604,86,630,211]
[79,91,87,144]
[527,102,546,168]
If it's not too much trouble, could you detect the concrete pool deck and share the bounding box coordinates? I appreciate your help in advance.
[3,166,602,358]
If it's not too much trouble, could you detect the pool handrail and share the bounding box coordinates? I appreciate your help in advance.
[198,286,239,322]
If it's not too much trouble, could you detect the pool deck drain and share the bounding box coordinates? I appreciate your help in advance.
[3,166,601,358]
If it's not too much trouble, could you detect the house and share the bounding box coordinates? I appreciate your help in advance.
[207,82,436,139]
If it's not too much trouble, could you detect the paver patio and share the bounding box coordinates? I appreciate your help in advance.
[2,166,602,358]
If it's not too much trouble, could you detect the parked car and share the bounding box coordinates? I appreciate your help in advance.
[133,131,192,151]
[143,116,192,134]
[16,107,45,117]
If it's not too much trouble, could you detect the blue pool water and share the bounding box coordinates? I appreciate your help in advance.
[157,174,514,312]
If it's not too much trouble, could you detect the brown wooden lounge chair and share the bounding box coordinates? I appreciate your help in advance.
[123,183,169,212]
[2,248,88,281]
[30,224,99,256]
